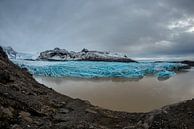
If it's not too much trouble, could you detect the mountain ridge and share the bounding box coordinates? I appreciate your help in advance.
[37,47,137,62]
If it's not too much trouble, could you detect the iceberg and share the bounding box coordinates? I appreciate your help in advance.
[12,60,189,80]
[156,71,176,81]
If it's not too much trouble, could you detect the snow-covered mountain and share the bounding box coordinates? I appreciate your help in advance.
[2,46,38,60]
[38,48,136,62]
[2,46,17,59]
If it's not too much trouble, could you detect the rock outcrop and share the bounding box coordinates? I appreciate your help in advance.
[0,46,194,129]
[38,48,136,62]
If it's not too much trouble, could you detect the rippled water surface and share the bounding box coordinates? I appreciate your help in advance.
[35,68,194,112]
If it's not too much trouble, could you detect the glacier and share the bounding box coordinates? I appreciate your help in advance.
[12,60,189,80]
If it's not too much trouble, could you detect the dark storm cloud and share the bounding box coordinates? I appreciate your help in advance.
[0,0,194,58]
[164,0,194,15]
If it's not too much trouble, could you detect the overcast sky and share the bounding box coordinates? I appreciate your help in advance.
[0,0,194,58]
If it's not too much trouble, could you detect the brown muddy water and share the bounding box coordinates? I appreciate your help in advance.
[35,69,194,112]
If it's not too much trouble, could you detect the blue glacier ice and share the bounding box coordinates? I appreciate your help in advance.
[12,60,188,79]
[156,71,176,81]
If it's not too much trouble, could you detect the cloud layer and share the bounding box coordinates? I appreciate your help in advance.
[0,0,194,58]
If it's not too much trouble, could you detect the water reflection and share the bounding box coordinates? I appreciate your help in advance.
[35,69,194,112]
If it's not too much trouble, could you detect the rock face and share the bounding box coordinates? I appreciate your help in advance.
[38,48,136,62]
[0,46,194,129]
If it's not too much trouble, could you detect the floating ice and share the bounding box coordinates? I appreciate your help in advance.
[12,60,188,80]
[156,71,176,81]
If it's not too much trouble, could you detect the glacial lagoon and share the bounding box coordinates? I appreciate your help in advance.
[13,60,194,112]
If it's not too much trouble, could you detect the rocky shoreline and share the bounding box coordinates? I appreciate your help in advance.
[0,46,194,129]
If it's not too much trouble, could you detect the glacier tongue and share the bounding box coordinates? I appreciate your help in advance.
[12,60,188,80]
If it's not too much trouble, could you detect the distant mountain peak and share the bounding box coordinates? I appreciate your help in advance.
[1,46,17,59]
[1,46,37,60]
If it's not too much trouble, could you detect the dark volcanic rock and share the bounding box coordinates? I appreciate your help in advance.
[0,46,194,129]
[81,48,89,53]
[180,60,194,67]
[169,60,194,68]
[0,47,8,59]
[0,71,11,84]
[38,48,137,62]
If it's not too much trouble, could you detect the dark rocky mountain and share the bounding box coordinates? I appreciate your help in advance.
[38,48,137,62]
[0,46,194,129]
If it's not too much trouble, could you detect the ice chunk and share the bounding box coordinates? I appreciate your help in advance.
[156,71,176,81]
